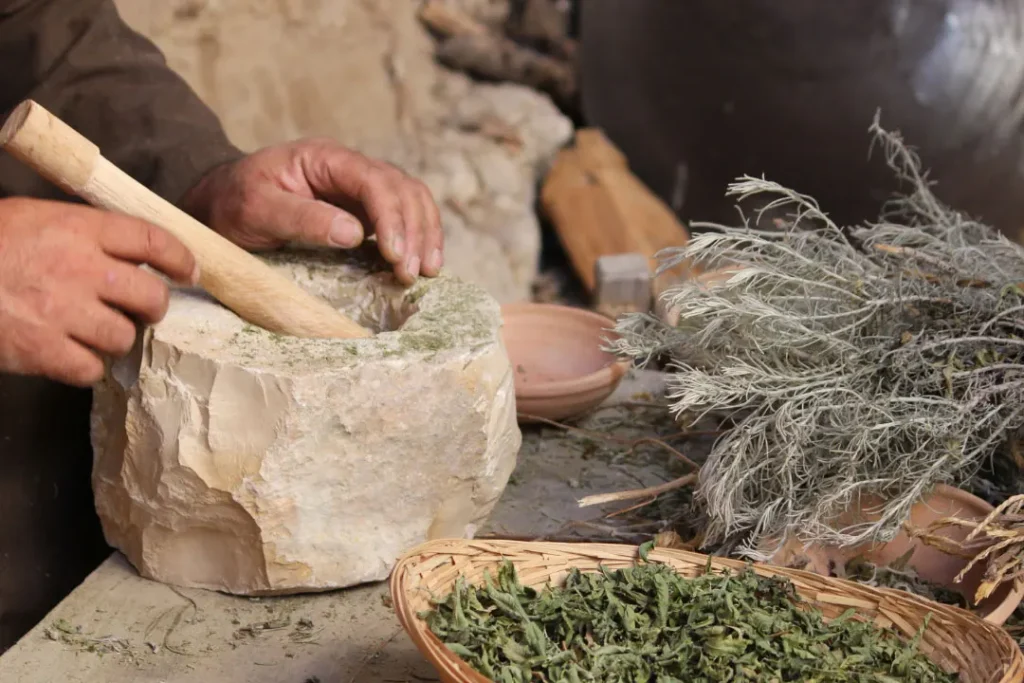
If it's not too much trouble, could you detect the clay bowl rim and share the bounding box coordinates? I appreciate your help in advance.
[795,483,1024,626]
[500,302,631,400]
[931,483,991,513]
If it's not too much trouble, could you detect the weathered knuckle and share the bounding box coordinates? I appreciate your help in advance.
[411,183,434,210]
[237,178,263,208]
[146,280,171,321]
[235,185,268,226]
[366,162,398,186]
[69,358,105,386]
[422,189,439,211]
[402,203,423,234]
[104,318,137,356]
[377,183,406,210]
[125,272,170,321]
[361,189,402,223]
[143,224,171,258]
[331,144,365,165]
[384,165,412,185]
[97,215,128,244]
[409,176,431,195]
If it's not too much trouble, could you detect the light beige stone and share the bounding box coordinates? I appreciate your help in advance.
[441,0,512,28]
[90,248,521,595]
[113,0,574,303]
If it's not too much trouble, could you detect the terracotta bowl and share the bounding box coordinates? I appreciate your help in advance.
[500,303,630,423]
[770,484,1024,626]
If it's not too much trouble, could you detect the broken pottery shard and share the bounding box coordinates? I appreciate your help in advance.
[91,247,521,595]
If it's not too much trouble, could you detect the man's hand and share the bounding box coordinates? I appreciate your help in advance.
[0,198,198,387]
[182,139,444,286]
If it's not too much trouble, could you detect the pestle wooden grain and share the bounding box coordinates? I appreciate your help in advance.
[0,99,371,339]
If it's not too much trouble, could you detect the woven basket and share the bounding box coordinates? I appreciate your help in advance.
[390,538,1024,683]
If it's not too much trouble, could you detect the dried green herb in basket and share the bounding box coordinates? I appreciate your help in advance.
[420,549,956,682]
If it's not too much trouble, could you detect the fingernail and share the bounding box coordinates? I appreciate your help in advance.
[191,263,201,287]
[426,248,443,273]
[329,215,363,247]
[391,233,405,258]
[406,256,420,280]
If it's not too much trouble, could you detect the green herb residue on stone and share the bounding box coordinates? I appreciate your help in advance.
[420,555,956,682]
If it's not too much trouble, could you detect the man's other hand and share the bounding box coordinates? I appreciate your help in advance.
[182,140,444,286]
[0,198,198,386]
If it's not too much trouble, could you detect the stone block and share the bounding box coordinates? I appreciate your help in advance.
[90,248,521,595]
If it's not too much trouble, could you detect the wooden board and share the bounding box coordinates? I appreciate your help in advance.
[541,128,693,309]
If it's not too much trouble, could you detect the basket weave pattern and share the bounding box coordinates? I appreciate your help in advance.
[390,539,1024,683]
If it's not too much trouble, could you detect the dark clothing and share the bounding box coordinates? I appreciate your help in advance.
[0,0,242,201]
[0,0,242,652]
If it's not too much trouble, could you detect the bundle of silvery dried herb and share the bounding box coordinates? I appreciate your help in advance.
[610,117,1024,559]
[421,547,956,682]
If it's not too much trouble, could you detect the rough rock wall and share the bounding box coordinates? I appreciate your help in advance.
[113,0,572,302]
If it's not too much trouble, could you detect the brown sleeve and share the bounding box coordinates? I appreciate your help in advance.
[0,0,244,204]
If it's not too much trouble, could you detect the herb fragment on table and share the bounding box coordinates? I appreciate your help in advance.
[420,558,956,682]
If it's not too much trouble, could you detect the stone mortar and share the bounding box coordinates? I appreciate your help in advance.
[90,246,521,595]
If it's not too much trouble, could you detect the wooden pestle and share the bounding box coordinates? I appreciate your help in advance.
[0,100,372,339]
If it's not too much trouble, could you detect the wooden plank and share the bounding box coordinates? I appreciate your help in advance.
[540,128,692,306]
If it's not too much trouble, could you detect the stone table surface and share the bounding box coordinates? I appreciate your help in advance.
[0,370,702,683]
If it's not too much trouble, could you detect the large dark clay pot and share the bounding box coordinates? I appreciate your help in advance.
[580,0,1024,237]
